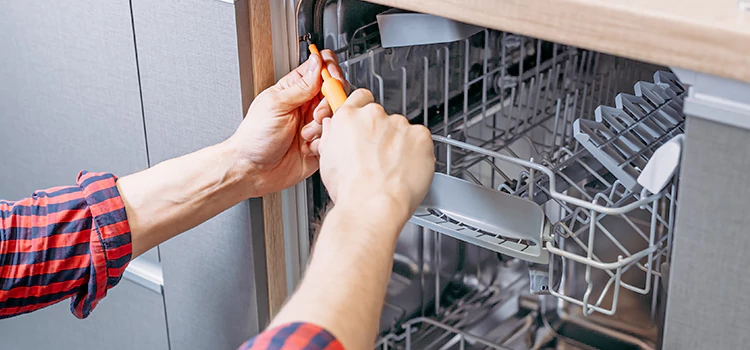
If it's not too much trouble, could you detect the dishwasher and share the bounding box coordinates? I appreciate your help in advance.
[283,1,685,349]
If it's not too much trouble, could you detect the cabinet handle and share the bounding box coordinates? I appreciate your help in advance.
[123,258,164,294]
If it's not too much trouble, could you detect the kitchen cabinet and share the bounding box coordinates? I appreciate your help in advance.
[0,280,169,350]
[0,0,165,347]
[0,1,268,349]
[0,1,148,193]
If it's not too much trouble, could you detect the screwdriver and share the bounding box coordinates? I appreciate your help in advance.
[308,44,347,113]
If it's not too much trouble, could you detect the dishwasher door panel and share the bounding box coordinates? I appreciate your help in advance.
[663,117,750,349]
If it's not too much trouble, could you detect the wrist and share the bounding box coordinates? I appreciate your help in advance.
[331,195,412,240]
[217,140,262,198]
[334,181,414,224]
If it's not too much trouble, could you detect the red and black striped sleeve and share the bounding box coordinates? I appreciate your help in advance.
[238,322,344,350]
[0,171,132,319]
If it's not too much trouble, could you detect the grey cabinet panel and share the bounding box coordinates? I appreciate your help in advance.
[0,1,166,348]
[0,279,169,350]
[131,1,261,349]
[0,0,148,198]
[0,0,161,265]
[663,117,750,349]
[140,244,161,263]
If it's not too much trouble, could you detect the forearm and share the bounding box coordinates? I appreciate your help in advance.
[117,141,257,258]
[269,199,409,350]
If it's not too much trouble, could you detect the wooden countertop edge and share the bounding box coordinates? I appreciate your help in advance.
[366,0,750,84]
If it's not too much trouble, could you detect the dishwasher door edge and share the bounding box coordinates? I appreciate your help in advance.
[274,0,311,295]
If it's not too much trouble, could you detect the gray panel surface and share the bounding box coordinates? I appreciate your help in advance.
[0,0,148,196]
[131,1,261,348]
[663,117,750,349]
[0,0,160,264]
[0,280,169,350]
[0,1,166,346]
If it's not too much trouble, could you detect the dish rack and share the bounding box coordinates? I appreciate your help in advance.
[324,18,682,349]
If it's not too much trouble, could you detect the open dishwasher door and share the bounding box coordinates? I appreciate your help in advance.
[274,1,683,348]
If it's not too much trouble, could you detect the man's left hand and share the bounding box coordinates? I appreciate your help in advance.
[227,49,343,197]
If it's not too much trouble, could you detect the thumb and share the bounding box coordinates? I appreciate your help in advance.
[277,54,322,107]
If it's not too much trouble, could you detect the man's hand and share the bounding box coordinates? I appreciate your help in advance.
[227,49,344,197]
[269,91,435,350]
[318,89,436,224]
[119,50,344,258]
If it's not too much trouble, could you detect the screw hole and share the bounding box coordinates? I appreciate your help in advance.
[542,285,547,291]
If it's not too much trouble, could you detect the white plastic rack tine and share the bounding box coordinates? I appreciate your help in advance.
[574,118,642,190]
[635,81,670,104]
[574,71,685,192]
[634,82,685,127]
[615,94,664,138]
[653,70,684,93]
[595,106,648,154]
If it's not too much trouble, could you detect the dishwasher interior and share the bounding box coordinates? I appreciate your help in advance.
[296,1,683,349]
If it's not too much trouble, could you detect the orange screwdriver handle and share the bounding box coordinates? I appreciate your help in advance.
[308,44,347,112]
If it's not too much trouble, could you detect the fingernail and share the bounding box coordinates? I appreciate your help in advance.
[327,62,339,78]
[307,54,319,73]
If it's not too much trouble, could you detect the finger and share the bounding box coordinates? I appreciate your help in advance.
[298,141,320,175]
[274,53,323,107]
[275,53,320,90]
[309,138,321,156]
[313,98,334,124]
[301,153,319,176]
[343,89,375,109]
[300,138,311,156]
[303,95,320,126]
[320,49,340,68]
[300,120,323,142]
[320,50,348,93]
[318,117,332,157]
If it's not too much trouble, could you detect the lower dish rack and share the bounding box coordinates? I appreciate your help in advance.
[324,16,681,349]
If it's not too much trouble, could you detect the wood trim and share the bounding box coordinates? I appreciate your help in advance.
[244,0,288,319]
[366,0,750,84]
[248,0,276,96]
[259,192,286,318]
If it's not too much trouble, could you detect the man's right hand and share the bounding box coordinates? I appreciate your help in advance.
[317,89,435,223]
[271,89,435,350]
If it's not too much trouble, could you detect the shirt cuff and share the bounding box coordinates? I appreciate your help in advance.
[70,171,132,318]
[239,322,344,350]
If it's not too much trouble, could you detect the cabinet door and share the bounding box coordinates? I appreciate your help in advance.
[0,0,148,193]
[0,0,160,262]
[0,280,169,350]
[131,0,266,349]
[0,0,168,348]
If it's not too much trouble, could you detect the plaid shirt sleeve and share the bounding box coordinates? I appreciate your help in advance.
[239,322,344,350]
[0,171,132,319]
